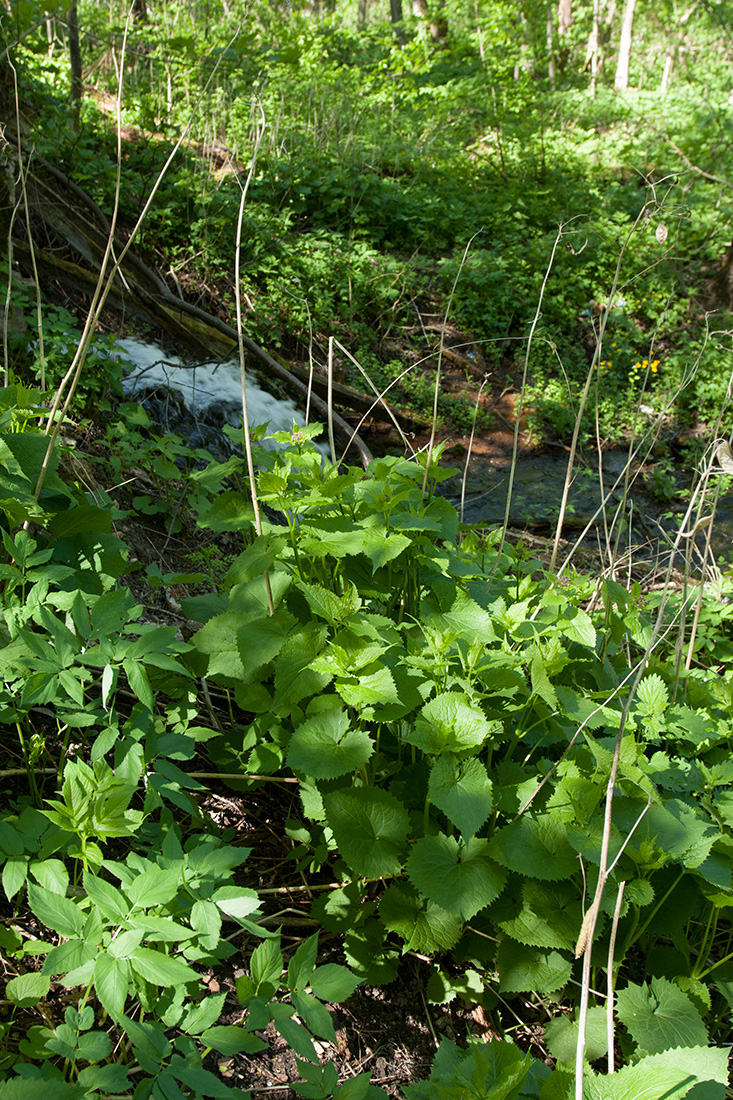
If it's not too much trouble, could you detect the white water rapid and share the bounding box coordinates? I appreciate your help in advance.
[118,338,328,454]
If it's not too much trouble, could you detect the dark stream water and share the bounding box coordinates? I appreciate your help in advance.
[118,339,733,572]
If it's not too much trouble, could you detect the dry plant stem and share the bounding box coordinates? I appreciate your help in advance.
[234,100,273,616]
[550,202,652,574]
[36,10,132,472]
[556,330,706,581]
[422,231,481,496]
[461,376,488,524]
[2,168,18,386]
[491,224,565,575]
[327,336,337,465]
[34,19,237,499]
[607,880,626,1074]
[573,511,698,1099]
[7,61,46,389]
[332,337,414,458]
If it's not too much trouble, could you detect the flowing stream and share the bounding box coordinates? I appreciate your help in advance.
[118,338,330,455]
[118,339,733,572]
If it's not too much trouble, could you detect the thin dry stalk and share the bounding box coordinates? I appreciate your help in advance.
[573,489,707,1098]
[460,376,489,524]
[233,99,273,615]
[34,18,238,500]
[422,231,482,496]
[331,337,415,459]
[490,222,566,575]
[550,200,660,574]
[326,336,337,465]
[606,880,626,1074]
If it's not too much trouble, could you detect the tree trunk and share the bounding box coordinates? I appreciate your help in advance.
[557,0,572,35]
[546,0,555,83]
[589,0,599,96]
[357,0,368,29]
[390,0,406,43]
[67,0,83,131]
[614,0,636,91]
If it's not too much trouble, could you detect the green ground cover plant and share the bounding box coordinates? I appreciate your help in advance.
[5,0,733,1093]
[1,398,732,1096]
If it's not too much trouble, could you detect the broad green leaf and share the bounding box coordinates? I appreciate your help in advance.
[380,884,462,954]
[122,658,153,710]
[130,947,199,987]
[196,490,255,532]
[199,1025,267,1056]
[359,527,411,571]
[528,644,557,709]
[127,867,180,909]
[268,1003,318,1061]
[0,1078,78,1099]
[287,707,373,779]
[636,673,669,716]
[559,607,596,648]
[168,1054,235,1099]
[488,816,578,881]
[272,624,331,710]
[498,881,582,951]
[545,1006,608,1064]
[213,888,261,922]
[190,899,222,943]
[335,665,399,709]
[297,580,361,625]
[429,755,493,839]
[119,1014,172,1061]
[250,936,283,990]
[615,977,708,1054]
[0,821,24,856]
[6,973,51,1007]
[288,933,318,992]
[3,857,28,900]
[583,1045,728,1100]
[291,989,337,1043]
[324,788,409,879]
[193,609,293,682]
[496,939,571,994]
[406,692,495,755]
[94,951,130,1018]
[27,882,84,939]
[42,939,95,977]
[407,834,506,921]
[83,871,129,921]
[310,963,361,1002]
[181,993,227,1035]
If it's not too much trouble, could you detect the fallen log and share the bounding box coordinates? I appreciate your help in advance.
[11,136,376,466]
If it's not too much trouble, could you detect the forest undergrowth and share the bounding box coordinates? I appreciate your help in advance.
[4,1,733,1098]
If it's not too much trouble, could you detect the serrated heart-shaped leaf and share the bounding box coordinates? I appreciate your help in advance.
[405,692,495,755]
[429,755,493,838]
[380,884,462,954]
[323,788,409,879]
[407,834,506,921]
[287,707,373,779]
[488,815,579,881]
[615,977,708,1054]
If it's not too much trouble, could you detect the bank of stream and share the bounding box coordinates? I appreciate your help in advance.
[118,339,733,581]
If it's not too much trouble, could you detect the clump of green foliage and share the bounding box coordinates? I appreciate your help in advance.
[2,397,733,1096]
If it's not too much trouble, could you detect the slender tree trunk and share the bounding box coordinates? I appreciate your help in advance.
[614,0,636,91]
[390,0,406,43]
[357,0,368,28]
[67,0,82,131]
[557,0,572,35]
[590,0,599,96]
[546,0,555,83]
